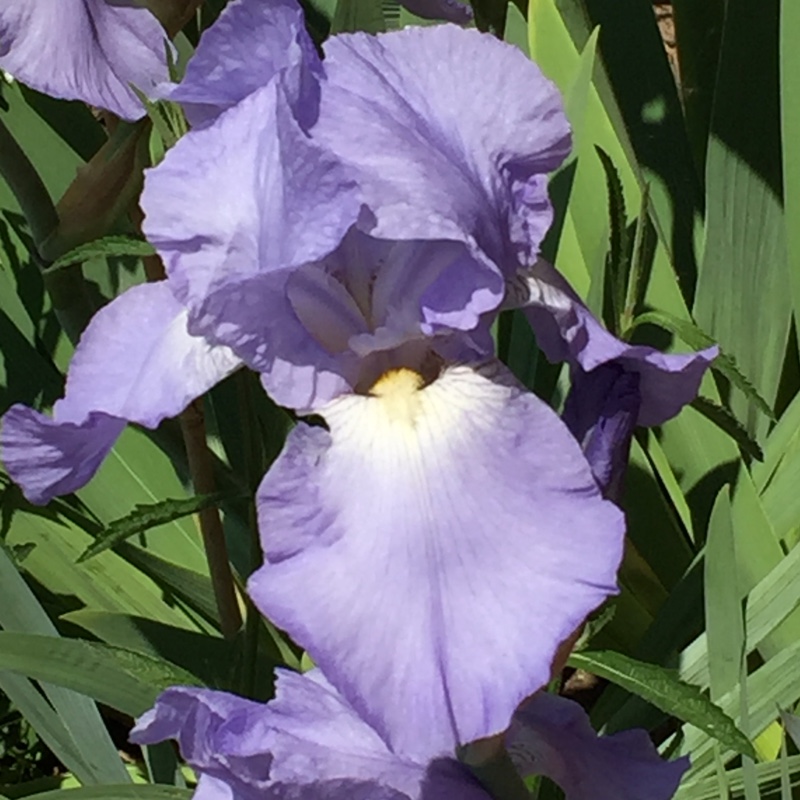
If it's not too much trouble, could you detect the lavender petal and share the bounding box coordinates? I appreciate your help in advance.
[0,0,168,120]
[249,361,624,760]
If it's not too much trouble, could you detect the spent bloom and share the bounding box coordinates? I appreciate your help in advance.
[130,668,689,800]
[1,0,714,763]
[0,0,169,120]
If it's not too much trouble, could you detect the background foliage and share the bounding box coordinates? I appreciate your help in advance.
[0,0,798,798]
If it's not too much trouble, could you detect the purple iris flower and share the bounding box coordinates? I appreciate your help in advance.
[0,0,714,761]
[0,0,169,121]
[130,668,689,800]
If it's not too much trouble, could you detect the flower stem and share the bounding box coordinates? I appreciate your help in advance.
[179,400,243,639]
[138,227,242,640]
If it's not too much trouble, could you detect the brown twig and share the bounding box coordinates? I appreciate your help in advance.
[179,400,243,639]
[136,214,242,639]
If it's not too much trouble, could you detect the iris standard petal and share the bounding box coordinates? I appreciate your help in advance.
[164,0,322,129]
[368,238,503,340]
[507,692,689,800]
[0,282,240,504]
[131,669,487,800]
[508,260,717,426]
[0,0,168,120]
[298,231,499,365]
[249,362,625,760]
[316,24,570,279]
[141,78,363,409]
[398,1,473,23]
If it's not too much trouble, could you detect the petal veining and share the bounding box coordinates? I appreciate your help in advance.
[249,361,624,760]
[316,25,570,272]
[507,692,689,800]
[0,282,240,504]
[0,0,168,120]
[163,0,322,128]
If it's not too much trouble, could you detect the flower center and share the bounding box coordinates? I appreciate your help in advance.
[370,368,425,397]
[368,368,426,425]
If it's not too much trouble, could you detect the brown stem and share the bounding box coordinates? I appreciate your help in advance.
[135,214,242,638]
[179,400,243,639]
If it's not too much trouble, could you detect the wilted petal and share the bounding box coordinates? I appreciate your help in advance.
[131,669,486,800]
[315,25,570,280]
[507,692,689,800]
[563,365,640,500]
[399,0,473,23]
[510,260,717,426]
[249,362,624,760]
[0,0,168,120]
[0,282,240,504]
[164,0,322,128]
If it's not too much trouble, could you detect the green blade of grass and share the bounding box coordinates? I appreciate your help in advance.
[0,631,201,718]
[693,0,792,438]
[0,545,128,784]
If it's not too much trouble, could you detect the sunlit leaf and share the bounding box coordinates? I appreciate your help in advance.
[568,650,756,759]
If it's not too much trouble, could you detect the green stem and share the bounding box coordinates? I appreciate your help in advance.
[0,117,94,341]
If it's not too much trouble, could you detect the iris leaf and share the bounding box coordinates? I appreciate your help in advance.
[568,649,756,759]
[595,145,628,335]
[693,0,791,439]
[0,544,129,784]
[0,631,202,718]
[47,234,156,271]
[331,0,386,33]
[14,788,193,800]
[77,492,234,563]
[782,711,800,751]
[780,0,800,322]
[703,488,743,706]
[690,398,764,462]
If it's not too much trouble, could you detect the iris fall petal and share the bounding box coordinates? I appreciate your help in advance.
[508,260,717,426]
[131,669,487,800]
[0,282,240,504]
[249,362,624,759]
[507,692,690,800]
